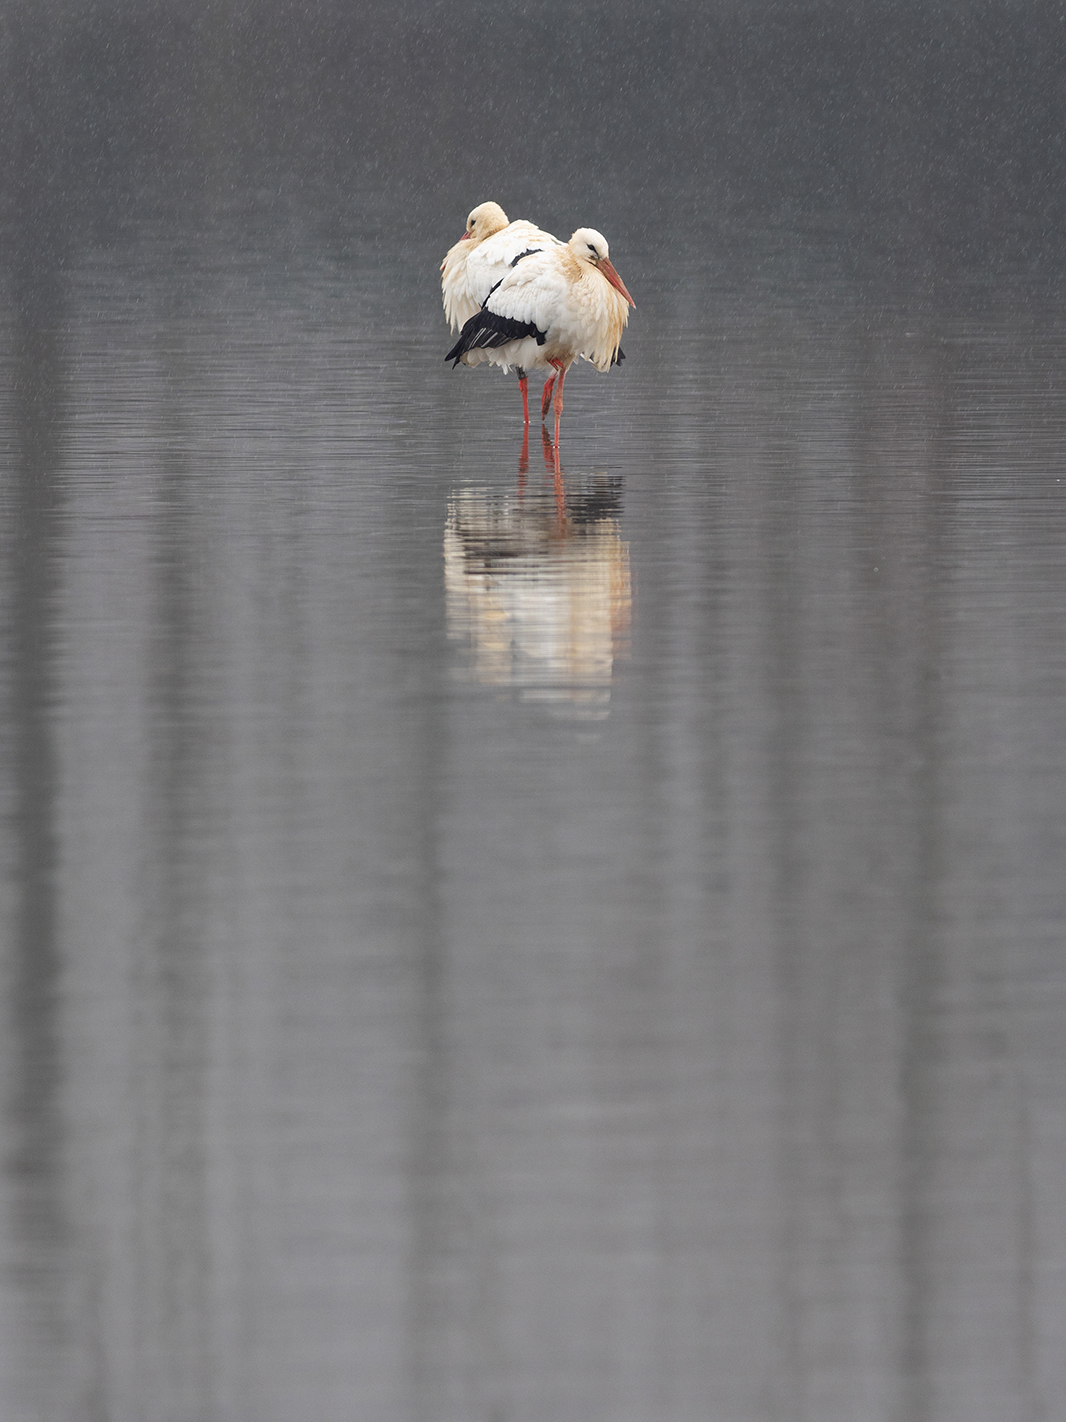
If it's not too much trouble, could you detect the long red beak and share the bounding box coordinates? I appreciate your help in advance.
[598,257,635,308]
[459,231,471,241]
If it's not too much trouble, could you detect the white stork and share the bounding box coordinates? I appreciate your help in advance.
[445,227,635,444]
[441,201,560,424]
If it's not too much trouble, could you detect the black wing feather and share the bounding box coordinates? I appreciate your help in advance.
[446,309,547,367]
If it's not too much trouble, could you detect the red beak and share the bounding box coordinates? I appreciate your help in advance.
[459,231,471,241]
[598,257,635,308]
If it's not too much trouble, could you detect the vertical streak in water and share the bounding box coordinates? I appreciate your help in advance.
[1013,1070,1041,1422]
[0,0,86,1384]
[406,730,450,1422]
[131,332,213,1420]
[401,484,454,1422]
[3,264,73,1404]
[762,387,809,1419]
[896,337,947,1422]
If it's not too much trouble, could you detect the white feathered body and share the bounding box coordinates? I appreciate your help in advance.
[453,243,630,376]
[441,219,560,332]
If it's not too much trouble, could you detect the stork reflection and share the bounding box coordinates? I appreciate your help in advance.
[445,433,631,717]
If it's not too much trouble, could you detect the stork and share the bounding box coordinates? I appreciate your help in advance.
[441,201,560,424]
[445,228,635,445]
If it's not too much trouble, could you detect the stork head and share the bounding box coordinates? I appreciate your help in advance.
[569,228,636,307]
[462,201,509,242]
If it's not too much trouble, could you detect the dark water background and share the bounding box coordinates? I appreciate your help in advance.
[2,3,1066,1419]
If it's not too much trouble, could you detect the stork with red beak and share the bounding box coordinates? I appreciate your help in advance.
[441,201,560,424]
[445,227,635,444]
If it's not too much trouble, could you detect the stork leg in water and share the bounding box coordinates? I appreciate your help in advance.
[541,375,556,419]
[549,359,568,450]
[516,368,530,426]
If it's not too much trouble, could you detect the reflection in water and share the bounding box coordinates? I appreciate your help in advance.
[444,445,631,718]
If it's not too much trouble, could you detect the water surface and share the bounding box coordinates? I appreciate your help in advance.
[1,197,1065,1422]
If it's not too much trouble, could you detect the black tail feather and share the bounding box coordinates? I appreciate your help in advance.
[446,310,547,367]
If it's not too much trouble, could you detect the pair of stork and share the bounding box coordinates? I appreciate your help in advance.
[441,202,635,442]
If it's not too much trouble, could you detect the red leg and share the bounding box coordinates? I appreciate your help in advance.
[518,373,530,426]
[552,362,567,449]
[541,375,556,420]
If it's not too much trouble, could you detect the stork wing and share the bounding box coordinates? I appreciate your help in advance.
[485,247,629,372]
[441,221,559,331]
[441,242,485,332]
[481,248,572,334]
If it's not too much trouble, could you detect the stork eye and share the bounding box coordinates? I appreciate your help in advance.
[588,244,598,255]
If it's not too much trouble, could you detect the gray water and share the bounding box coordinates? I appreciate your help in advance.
[2,214,1064,1422]
[3,3,1066,1414]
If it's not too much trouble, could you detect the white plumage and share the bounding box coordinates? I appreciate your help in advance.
[441,201,560,332]
[445,226,635,442]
